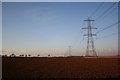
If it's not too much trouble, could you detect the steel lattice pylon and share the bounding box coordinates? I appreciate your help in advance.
[82,17,97,56]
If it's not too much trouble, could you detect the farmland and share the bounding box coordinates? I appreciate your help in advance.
[2,57,120,79]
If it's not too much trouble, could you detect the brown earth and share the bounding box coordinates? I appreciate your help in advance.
[2,57,120,79]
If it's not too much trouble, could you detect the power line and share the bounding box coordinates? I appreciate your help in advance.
[95,32,118,41]
[67,38,84,57]
[94,4,118,28]
[91,3,118,34]
[72,38,84,51]
[96,21,119,34]
[90,2,104,18]
[95,2,117,22]
[70,23,85,56]
[71,23,85,47]
[100,4,118,20]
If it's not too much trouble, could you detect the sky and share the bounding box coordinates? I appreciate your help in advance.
[2,2,118,56]
[2,0,120,2]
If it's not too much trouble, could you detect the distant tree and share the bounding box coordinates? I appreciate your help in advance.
[28,54,31,56]
[10,54,16,57]
[2,55,7,57]
[19,55,22,57]
[37,54,40,57]
[48,54,50,57]
[21,54,24,57]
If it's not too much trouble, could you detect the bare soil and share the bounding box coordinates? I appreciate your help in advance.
[2,57,120,79]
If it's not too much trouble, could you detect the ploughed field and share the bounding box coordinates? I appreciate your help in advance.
[2,57,120,79]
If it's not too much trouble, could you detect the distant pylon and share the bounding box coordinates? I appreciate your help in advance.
[82,17,97,56]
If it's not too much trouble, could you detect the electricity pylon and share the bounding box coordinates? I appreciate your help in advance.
[82,17,97,56]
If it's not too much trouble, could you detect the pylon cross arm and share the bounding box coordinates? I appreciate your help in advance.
[83,34,97,36]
